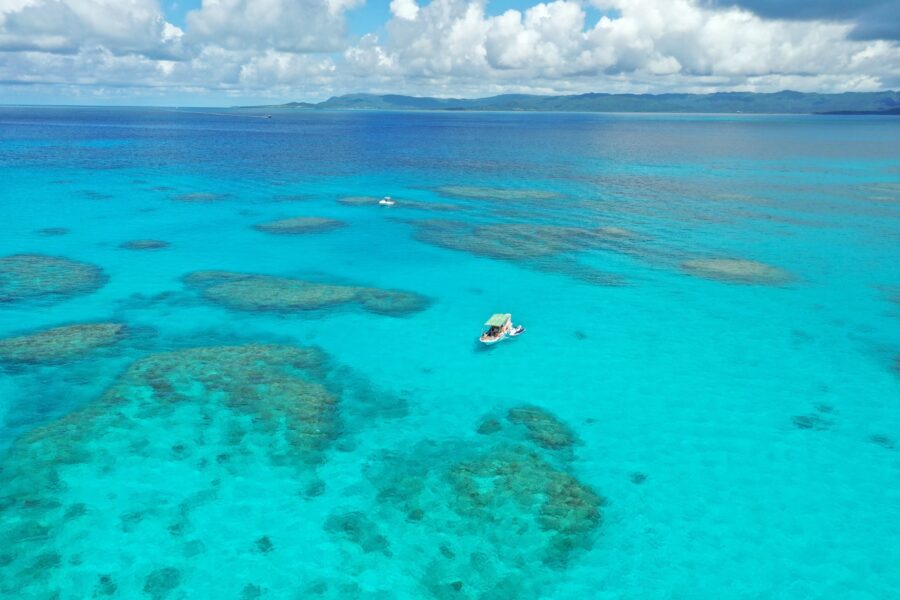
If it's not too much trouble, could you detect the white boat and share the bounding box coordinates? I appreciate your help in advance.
[479,313,525,345]
[378,196,396,206]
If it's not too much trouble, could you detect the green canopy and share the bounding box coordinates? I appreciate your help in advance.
[484,313,511,327]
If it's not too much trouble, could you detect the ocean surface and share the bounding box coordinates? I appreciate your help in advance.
[0,106,898,599]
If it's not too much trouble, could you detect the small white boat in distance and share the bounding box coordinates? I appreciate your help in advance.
[480,313,525,345]
[378,196,396,206]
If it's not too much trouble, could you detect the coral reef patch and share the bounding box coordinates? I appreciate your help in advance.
[325,511,392,556]
[0,323,126,365]
[183,270,429,316]
[366,436,603,598]
[253,217,346,235]
[412,220,629,286]
[35,227,69,236]
[681,258,792,285]
[172,192,228,203]
[347,404,601,598]
[0,254,107,303]
[0,343,352,596]
[507,405,577,450]
[120,239,170,250]
[434,186,562,202]
[868,434,895,450]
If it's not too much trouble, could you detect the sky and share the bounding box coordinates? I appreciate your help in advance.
[1,0,899,106]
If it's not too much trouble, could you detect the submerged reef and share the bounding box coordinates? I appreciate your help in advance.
[172,192,228,203]
[681,258,792,285]
[356,405,600,599]
[183,270,429,316]
[412,220,630,286]
[869,434,895,450]
[366,436,603,599]
[0,323,126,365]
[253,216,346,235]
[414,221,607,260]
[507,405,577,450]
[414,220,637,260]
[325,511,392,556]
[35,227,69,236]
[0,254,107,303]
[338,196,381,206]
[0,343,347,597]
[120,239,170,250]
[434,186,563,202]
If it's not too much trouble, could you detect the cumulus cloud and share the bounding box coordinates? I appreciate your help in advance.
[185,0,356,52]
[0,0,183,58]
[343,0,900,93]
[390,0,420,21]
[0,0,899,102]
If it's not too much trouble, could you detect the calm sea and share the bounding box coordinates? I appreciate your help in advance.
[1,107,898,598]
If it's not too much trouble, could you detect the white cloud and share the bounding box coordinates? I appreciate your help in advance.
[0,0,898,102]
[390,0,420,21]
[345,0,900,94]
[184,0,354,52]
[0,0,183,58]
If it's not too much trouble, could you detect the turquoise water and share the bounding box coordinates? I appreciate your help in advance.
[1,107,899,599]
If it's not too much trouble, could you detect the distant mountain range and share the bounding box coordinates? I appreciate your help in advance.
[247,91,900,115]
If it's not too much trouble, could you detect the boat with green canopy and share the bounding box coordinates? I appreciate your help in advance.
[479,313,525,345]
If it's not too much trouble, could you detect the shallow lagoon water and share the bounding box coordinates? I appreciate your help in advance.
[1,107,899,598]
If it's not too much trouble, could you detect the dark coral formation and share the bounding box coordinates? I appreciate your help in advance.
[109,345,341,460]
[792,413,832,431]
[143,567,182,600]
[120,239,170,250]
[869,434,895,450]
[0,323,126,365]
[434,186,562,202]
[253,216,346,235]
[363,405,600,598]
[681,258,792,285]
[414,220,625,261]
[325,511,392,556]
[183,270,429,316]
[476,417,502,435]
[368,435,603,598]
[507,406,577,450]
[256,535,274,554]
[0,343,348,597]
[0,254,107,303]
[412,220,631,286]
[338,196,380,206]
[172,192,228,203]
[35,227,70,236]
[449,446,601,559]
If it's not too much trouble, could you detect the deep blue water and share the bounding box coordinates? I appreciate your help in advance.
[1,106,899,599]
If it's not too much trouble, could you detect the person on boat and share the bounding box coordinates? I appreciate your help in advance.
[480,313,518,343]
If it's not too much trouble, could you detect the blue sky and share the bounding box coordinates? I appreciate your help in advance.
[0,0,898,106]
